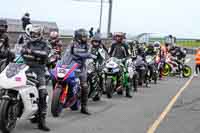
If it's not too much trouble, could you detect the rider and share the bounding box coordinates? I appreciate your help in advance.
[21,24,50,131]
[145,43,157,56]
[109,32,132,98]
[63,28,92,115]
[153,41,164,79]
[168,44,187,73]
[0,19,15,67]
[49,31,63,56]
[137,45,146,60]
[90,35,108,63]
[90,35,108,91]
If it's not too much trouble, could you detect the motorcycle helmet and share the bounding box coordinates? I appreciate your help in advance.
[153,41,161,47]
[132,49,137,60]
[49,31,59,43]
[147,44,154,52]
[154,41,161,50]
[0,19,8,34]
[25,12,30,17]
[113,32,125,43]
[74,28,88,44]
[27,24,44,42]
[50,31,59,39]
[137,46,145,55]
[91,35,101,48]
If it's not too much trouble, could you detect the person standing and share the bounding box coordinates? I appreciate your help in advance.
[21,12,31,30]
[63,28,92,115]
[0,19,15,67]
[195,48,200,77]
[21,25,50,131]
[89,27,94,38]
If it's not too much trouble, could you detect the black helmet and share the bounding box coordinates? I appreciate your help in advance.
[74,28,88,43]
[137,46,145,55]
[169,34,173,38]
[0,19,8,33]
[148,44,154,51]
[25,12,30,17]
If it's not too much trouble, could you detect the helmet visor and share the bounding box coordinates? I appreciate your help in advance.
[30,32,41,39]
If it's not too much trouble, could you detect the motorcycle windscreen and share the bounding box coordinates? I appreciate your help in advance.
[6,63,26,78]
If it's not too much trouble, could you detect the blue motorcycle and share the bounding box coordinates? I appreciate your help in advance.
[50,61,81,117]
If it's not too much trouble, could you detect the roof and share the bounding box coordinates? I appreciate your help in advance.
[2,18,58,33]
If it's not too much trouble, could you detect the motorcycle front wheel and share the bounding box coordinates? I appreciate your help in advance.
[162,63,171,76]
[51,87,63,117]
[182,65,192,78]
[106,78,114,99]
[0,100,17,133]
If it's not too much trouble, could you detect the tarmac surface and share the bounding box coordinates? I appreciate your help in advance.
[4,55,199,133]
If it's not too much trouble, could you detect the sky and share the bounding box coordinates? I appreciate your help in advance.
[0,0,200,38]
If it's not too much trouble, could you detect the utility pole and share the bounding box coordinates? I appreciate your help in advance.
[73,0,112,36]
[99,0,103,32]
[107,0,113,37]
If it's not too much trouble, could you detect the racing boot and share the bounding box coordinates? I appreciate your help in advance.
[38,89,50,132]
[29,114,39,124]
[81,83,91,115]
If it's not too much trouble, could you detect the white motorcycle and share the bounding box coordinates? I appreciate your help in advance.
[125,58,139,92]
[0,63,39,133]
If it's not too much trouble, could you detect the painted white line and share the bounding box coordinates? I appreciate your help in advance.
[147,75,194,133]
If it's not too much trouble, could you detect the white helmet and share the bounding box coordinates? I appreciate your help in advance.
[153,41,161,47]
[25,24,33,37]
[26,24,44,41]
[153,41,161,51]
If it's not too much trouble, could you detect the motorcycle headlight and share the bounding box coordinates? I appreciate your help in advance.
[103,68,108,72]
[112,68,120,73]
[128,67,134,73]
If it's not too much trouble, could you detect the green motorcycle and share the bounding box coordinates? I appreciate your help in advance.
[103,57,122,98]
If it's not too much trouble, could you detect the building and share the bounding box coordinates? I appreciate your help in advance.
[4,18,58,47]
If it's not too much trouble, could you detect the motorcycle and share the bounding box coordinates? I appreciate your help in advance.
[155,55,165,79]
[134,56,149,87]
[125,58,138,92]
[87,59,103,101]
[145,55,158,84]
[50,61,80,117]
[0,63,40,133]
[103,57,122,98]
[162,53,192,78]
